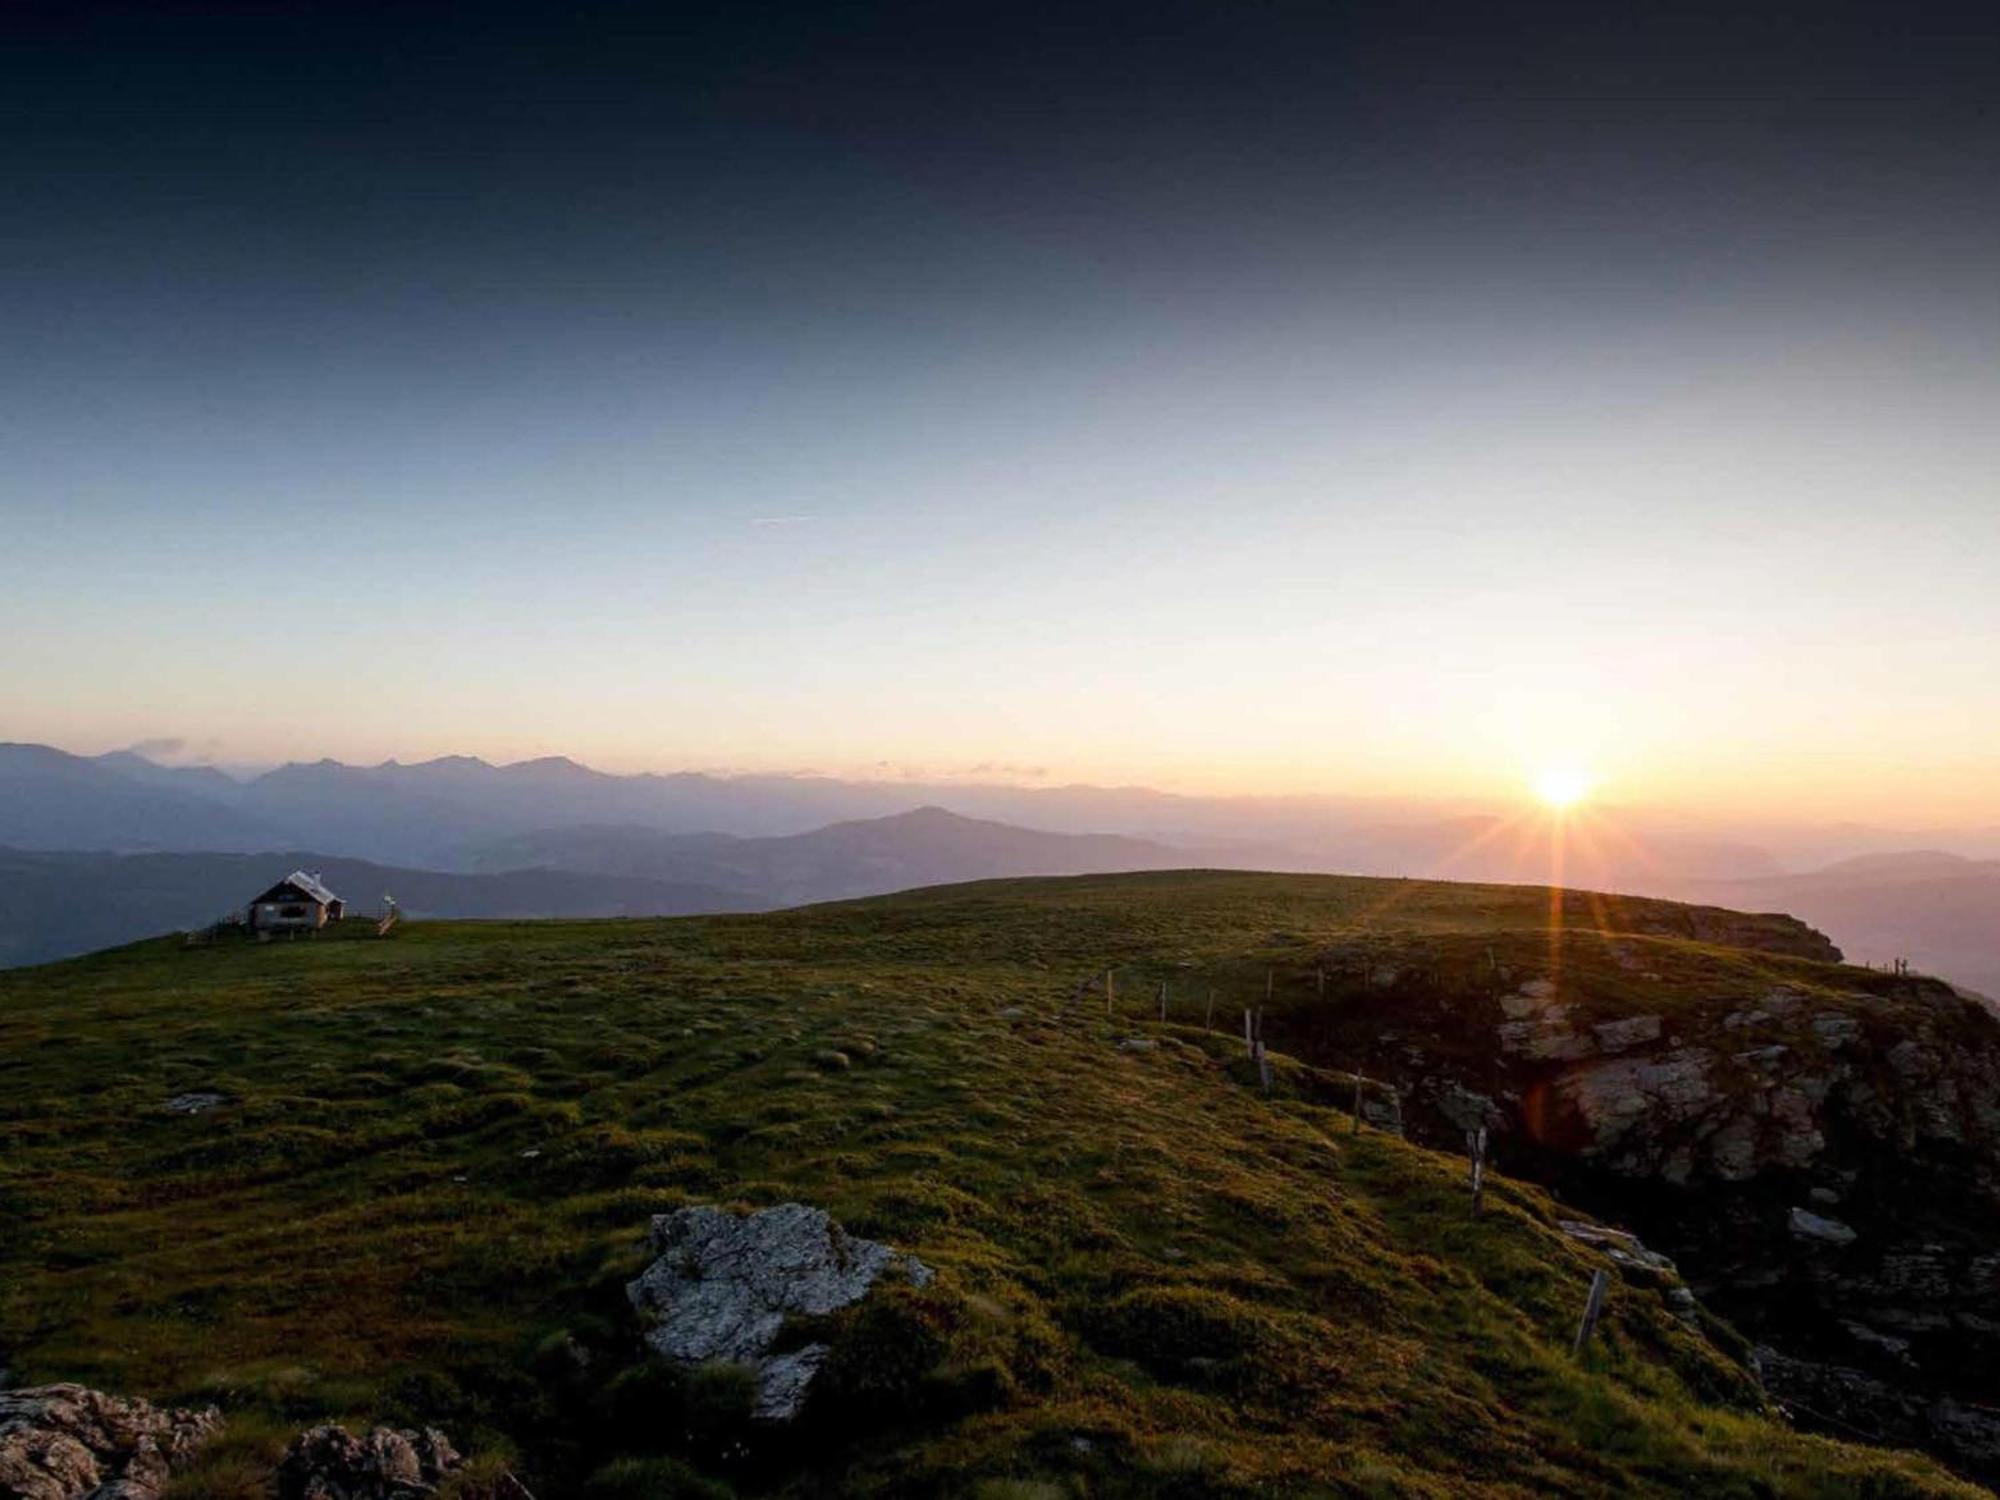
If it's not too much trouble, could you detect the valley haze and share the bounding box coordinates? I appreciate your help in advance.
[6,740,2000,996]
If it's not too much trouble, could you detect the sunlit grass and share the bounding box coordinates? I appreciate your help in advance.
[0,872,1977,1497]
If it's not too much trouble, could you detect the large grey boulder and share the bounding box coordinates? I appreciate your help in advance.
[626,1203,934,1420]
[0,1384,221,1500]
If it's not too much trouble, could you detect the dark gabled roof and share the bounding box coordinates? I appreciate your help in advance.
[251,869,342,907]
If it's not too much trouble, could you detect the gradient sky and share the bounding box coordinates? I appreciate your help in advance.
[4,1,1998,821]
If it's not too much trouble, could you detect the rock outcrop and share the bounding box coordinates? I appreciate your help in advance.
[0,1384,220,1500]
[1756,1345,2000,1483]
[626,1203,933,1420]
[1619,905,1842,961]
[1274,923,2000,1486]
[274,1424,530,1500]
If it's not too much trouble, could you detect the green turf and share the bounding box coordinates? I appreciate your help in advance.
[0,872,1980,1497]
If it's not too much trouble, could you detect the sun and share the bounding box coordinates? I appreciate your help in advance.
[1532,766,1594,811]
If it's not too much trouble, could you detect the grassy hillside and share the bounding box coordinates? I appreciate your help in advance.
[0,872,1978,1498]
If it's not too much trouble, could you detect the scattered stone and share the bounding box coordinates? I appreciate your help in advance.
[274,1423,522,1500]
[1810,1013,1860,1048]
[1787,1207,1858,1246]
[0,1383,221,1500]
[1557,1050,1715,1150]
[1766,1089,1825,1167]
[626,1203,933,1420]
[1559,1219,1677,1274]
[1756,1344,2000,1482]
[812,1050,851,1071]
[1430,1081,1502,1135]
[1116,1038,1157,1053]
[1761,987,1806,1016]
[1732,1045,1789,1068]
[1841,1320,1914,1362]
[163,1092,227,1116]
[997,1006,1027,1020]
[1496,1014,1596,1061]
[1499,979,1559,1020]
[1591,1015,1663,1052]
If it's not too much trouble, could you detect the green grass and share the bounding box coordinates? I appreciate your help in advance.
[0,872,1980,1497]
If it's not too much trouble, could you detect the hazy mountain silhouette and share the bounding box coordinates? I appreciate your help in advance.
[1687,855,2000,998]
[0,743,286,852]
[461,805,1203,906]
[0,742,1786,875]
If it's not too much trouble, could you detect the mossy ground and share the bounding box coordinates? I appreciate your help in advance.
[0,872,1981,1496]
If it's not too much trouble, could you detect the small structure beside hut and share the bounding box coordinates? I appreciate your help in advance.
[246,870,345,933]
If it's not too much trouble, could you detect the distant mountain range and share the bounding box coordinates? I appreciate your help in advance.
[0,741,1253,862]
[1683,852,2000,999]
[0,740,1795,879]
[5,741,1999,994]
[459,806,1196,907]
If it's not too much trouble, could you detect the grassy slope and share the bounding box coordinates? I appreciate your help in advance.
[0,871,1979,1498]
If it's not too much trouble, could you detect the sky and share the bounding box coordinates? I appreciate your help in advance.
[4,1,1998,823]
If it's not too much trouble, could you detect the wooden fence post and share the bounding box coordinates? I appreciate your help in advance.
[1204,988,1215,1031]
[1106,968,1115,1018]
[1351,1071,1365,1133]
[1467,1126,1487,1216]
[1572,1269,1610,1357]
[1243,1008,1254,1058]
[1316,966,1325,998]
[1158,980,1168,1023]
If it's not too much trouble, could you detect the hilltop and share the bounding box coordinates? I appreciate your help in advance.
[0,810,1193,969]
[0,873,1988,1497]
[0,848,759,970]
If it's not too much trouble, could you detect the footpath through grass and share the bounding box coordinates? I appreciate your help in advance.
[0,872,1980,1497]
